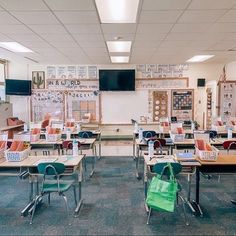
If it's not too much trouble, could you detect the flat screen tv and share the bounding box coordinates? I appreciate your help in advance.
[99,69,135,91]
[5,79,31,96]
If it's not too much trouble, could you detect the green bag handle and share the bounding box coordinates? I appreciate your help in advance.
[159,162,176,182]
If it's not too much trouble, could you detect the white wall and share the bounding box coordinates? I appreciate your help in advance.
[5,61,227,126]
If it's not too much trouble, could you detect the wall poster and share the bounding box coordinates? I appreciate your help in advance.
[152,91,168,122]
[31,90,64,122]
[171,89,194,121]
[219,81,236,121]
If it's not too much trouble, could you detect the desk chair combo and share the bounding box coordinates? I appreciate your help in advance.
[146,162,189,226]
[30,163,77,225]
[78,131,97,177]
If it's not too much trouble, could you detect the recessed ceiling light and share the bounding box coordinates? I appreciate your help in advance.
[107,41,132,53]
[95,0,139,23]
[0,42,33,52]
[111,56,129,63]
[187,55,214,62]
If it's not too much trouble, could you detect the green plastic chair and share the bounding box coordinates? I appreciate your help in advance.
[30,162,77,225]
[147,162,189,226]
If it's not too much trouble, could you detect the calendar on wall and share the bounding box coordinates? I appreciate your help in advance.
[171,89,194,121]
[219,81,236,121]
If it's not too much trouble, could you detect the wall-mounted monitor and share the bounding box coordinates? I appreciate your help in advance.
[5,79,32,96]
[99,69,135,91]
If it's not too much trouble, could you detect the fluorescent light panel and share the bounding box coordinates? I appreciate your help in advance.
[107,41,132,53]
[187,55,214,62]
[95,0,139,23]
[0,42,33,52]
[111,56,129,63]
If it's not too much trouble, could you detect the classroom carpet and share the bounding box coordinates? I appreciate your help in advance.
[0,156,236,235]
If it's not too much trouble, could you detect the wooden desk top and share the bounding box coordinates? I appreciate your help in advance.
[197,154,236,165]
[0,155,84,168]
[0,124,24,131]
[143,154,200,167]
[31,138,96,145]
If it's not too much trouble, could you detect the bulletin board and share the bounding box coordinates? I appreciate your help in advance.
[31,90,65,122]
[171,89,194,121]
[152,91,168,122]
[66,91,100,122]
[218,81,236,120]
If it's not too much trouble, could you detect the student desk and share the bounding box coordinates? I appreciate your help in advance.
[143,154,200,213]
[193,154,236,217]
[0,154,84,217]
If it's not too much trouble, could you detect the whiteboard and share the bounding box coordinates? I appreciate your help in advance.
[101,91,149,124]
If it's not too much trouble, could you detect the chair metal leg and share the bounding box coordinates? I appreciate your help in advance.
[218,175,221,182]
[73,185,77,206]
[48,193,50,205]
[61,194,71,226]
[30,195,41,225]
[179,195,189,226]
[147,208,152,225]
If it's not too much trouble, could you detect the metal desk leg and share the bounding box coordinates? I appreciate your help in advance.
[90,144,96,177]
[133,133,136,160]
[135,145,140,179]
[191,168,203,217]
[98,133,101,160]
[144,163,149,212]
[74,162,83,217]
[186,173,196,214]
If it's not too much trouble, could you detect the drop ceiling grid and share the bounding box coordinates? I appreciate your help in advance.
[0,0,236,63]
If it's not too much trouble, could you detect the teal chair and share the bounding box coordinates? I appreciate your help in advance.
[30,162,77,225]
[147,162,189,226]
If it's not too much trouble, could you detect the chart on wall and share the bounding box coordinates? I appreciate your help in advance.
[66,91,100,122]
[219,81,236,120]
[171,89,194,121]
[152,91,168,122]
[31,91,64,122]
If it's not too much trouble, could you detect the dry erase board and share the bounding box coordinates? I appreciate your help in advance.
[31,90,64,122]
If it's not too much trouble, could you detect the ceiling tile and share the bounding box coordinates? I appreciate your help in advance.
[44,0,95,10]
[28,24,68,34]
[208,22,236,32]
[65,24,101,34]
[133,41,160,48]
[10,11,59,24]
[0,33,11,41]
[72,34,104,42]
[5,33,44,42]
[139,11,183,23]
[53,41,79,48]
[178,10,227,23]
[206,41,236,51]
[79,41,106,48]
[171,23,211,32]
[101,24,136,34]
[165,32,200,40]
[0,11,21,24]
[20,41,52,48]
[142,0,191,10]
[136,23,173,34]
[0,0,48,11]
[54,11,99,24]
[40,33,74,42]
[217,10,236,22]
[188,0,236,9]
[135,33,166,41]
[0,24,33,34]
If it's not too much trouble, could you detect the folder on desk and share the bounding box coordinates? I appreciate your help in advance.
[175,152,196,161]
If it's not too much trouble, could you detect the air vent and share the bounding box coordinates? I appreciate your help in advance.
[228,48,236,51]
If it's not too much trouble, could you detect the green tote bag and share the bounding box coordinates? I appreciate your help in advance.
[146,163,178,212]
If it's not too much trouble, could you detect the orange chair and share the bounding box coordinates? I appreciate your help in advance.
[223,140,236,154]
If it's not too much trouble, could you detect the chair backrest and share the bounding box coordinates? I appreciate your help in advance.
[170,123,182,133]
[152,162,182,177]
[223,141,236,150]
[204,130,217,139]
[78,131,93,138]
[37,162,65,175]
[149,139,166,149]
[41,119,50,129]
[62,140,81,150]
[143,130,156,138]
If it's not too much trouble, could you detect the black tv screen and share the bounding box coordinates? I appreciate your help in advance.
[99,69,135,91]
[5,79,31,96]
